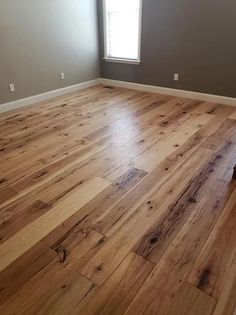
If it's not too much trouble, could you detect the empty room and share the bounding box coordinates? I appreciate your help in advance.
[0,0,236,314]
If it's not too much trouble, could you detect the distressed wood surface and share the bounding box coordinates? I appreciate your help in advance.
[0,85,236,314]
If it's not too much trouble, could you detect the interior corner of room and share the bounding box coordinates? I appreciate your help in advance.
[0,0,236,111]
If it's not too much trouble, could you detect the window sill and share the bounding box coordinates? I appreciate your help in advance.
[103,57,141,65]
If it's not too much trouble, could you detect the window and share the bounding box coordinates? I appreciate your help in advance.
[103,0,142,64]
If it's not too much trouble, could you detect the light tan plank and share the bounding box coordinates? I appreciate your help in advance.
[168,282,216,315]
[0,177,110,272]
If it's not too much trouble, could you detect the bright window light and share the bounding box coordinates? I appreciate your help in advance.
[103,0,142,63]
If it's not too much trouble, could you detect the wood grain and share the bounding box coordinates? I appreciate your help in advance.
[80,252,154,315]
[0,85,236,314]
[0,177,110,272]
[188,187,236,298]
[168,282,216,315]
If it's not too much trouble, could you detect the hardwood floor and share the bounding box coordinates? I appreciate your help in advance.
[0,85,236,315]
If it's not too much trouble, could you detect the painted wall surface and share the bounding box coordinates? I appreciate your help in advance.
[99,0,236,97]
[0,0,100,104]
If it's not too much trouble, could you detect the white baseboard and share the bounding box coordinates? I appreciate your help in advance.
[0,79,101,113]
[100,78,236,107]
[1,77,235,114]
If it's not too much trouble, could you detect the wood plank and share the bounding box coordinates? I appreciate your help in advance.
[78,148,213,286]
[1,86,236,315]
[42,168,146,247]
[133,113,212,172]
[1,92,163,201]
[0,261,95,315]
[1,138,108,200]
[212,253,236,315]
[168,282,216,315]
[202,119,236,150]
[134,140,236,263]
[0,200,52,244]
[80,252,154,315]
[190,101,219,114]
[91,111,231,238]
[0,177,110,272]
[110,106,233,229]
[0,242,57,305]
[124,181,236,315]
[0,188,17,206]
[52,227,106,267]
[188,186,236,298]
[229,111,236,120]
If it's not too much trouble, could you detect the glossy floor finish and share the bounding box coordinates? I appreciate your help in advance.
[0,85,236,315]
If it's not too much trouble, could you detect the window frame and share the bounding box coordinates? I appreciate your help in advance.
[103,0,142,65]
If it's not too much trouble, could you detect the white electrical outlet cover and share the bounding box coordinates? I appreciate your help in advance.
[174,73,179,81]
[9,84,15,92]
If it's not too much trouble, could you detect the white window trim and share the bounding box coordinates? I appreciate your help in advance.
[103,0,142,64]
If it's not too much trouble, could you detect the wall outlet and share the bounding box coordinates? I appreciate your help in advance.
[9,83,15,92]
[174,73,179,81]
[60,72,65,80]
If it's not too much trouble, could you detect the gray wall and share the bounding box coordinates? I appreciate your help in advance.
[0,0,100,105]
[99,0,236,98]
